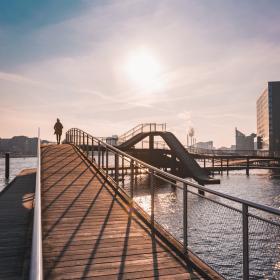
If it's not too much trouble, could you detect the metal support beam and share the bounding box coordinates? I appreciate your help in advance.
[149,135,154,150]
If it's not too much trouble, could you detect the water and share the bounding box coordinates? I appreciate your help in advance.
[125,169,280,279]
[0,157,37,192]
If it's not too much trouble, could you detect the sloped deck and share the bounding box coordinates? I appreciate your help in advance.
[41,144,205,279]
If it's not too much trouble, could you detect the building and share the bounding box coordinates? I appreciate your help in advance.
[0,136,49,156]
[194,141,214,150]
[257,81,280,151]
[0,136,37,156]
[235,128,256,150]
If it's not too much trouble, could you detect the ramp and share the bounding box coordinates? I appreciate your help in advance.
[118,132,220,185]
[41,144,206,279]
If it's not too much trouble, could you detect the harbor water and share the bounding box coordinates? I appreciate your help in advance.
[131,169,280,279]
[0,157,37,192]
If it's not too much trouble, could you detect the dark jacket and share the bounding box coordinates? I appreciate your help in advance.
[54,121,63,135]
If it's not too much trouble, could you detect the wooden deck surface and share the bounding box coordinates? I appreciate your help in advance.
[0,168,35,280]
[41,144,205,280]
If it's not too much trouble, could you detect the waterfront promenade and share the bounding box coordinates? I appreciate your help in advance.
[41,144,208,279]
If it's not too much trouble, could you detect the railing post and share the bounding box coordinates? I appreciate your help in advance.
[106,149,109,176]
[5,153,10,179]
[115,153,119,187]
[83,132,85,149]
[121,156,124,188]
[183,183,188,253]
[86,135,89,157]
[130,160,134,200]
[91,138,94,162]
[101,149,104,169]
[246,157,250,176]
[242,204,249,280]
[227,158,229,175]
[98,141,101,168]
[150,170,155,225]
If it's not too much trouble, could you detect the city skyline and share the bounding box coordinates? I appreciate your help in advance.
[1,0,280,147]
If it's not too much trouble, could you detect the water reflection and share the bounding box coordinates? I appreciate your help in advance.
[123,170,280,279]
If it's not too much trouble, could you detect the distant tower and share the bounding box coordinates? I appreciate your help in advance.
[188,127,195,147]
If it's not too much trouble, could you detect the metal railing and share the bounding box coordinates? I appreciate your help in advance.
[30,129,43,280]
[66,128,280,280]
[137,140,168,149]
[118,123,166,144]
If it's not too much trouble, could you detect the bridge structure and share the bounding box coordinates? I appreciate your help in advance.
[114,123,280,176]
[187,147,280,176]
[1,125,280,280]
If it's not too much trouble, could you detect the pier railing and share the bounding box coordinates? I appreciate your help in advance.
[187,146,280,158]
[118,123,166,144]
[66,128,280,280]
[30,129,43,280]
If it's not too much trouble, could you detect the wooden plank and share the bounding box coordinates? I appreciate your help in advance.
[42,144,205,279]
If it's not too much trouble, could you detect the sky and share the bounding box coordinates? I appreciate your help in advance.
[0,0,280,147]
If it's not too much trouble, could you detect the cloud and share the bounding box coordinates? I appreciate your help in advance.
[1,0,280,147]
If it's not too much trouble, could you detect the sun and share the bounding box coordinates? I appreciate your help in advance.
[124,48,163,92]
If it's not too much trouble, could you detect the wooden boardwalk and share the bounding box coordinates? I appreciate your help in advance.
[42,144,206,280]
[0,169,35,280]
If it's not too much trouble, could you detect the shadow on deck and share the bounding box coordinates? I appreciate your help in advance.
[41,144,205,280]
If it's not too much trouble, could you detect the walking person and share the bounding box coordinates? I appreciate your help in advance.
[54,118,63,144]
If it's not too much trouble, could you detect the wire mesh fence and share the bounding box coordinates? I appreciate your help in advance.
[66,128,280,280]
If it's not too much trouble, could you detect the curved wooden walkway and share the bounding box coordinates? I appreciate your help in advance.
[41,144,205,280]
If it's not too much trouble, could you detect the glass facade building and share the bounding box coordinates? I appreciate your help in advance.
[257,81,280,151]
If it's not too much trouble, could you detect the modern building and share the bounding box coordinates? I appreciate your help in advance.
[257,81,280,151]
[235,128,256,150]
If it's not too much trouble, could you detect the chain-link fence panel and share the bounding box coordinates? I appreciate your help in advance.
[249,215,280,279]
[187,191,243,279]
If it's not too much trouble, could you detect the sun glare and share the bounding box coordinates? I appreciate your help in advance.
[124,49,163,92]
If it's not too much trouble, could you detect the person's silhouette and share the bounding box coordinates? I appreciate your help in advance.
[54,118,63,144]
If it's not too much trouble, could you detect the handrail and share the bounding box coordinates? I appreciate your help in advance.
[66,128,280,217]
[187,146,280,158]
[30,129,43,280]
[66,128,280,279]
[118,123,166,143]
